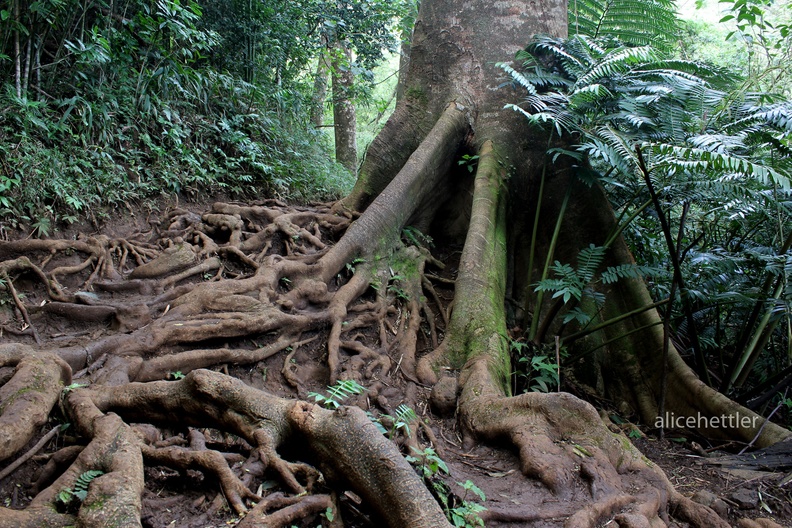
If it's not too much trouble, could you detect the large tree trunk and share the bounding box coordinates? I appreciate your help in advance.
[0,0,789,527]
[350,0,788,446]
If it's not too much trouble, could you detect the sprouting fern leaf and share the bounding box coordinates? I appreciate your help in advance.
[59,470,104,504]
[395,404,418,424]
[74,470,104,500]
[563,306,593,325]
[600,263,663,284]
[309,380,367,409]
[576,244,607,283]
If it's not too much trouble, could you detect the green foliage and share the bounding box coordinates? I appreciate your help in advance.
[62,383,87,394]
[308,379,366,409]
[387,274,410,301]
[203,0,406,87]
[391,404,418,437]
[405,446,449,479]
[449,481,487,528]
[369,404,418,438]
[457,154,480,173]
[569,0,681,50]
[402,226,434,248]
[57,470,105,509]
[406,448,486,527]
[716,0,792,95]
[535,244,607,305]
[0,0,356,228]
[511,340,562,393]
[506,33,792,400]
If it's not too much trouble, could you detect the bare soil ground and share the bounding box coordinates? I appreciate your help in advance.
[0,198,790,528]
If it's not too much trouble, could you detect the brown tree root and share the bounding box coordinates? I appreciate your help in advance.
[0,344,71,464]
[0,369,451,527]
[430,140,730,527]
[73,370,449,527]
[237,493,335,528]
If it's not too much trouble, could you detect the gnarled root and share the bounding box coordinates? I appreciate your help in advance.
[0,344,71,464]
[46,370,448,527]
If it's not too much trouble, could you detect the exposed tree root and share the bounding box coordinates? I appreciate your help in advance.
[0,104,788,527]
[425,140,744,527]
[0,344,70,464]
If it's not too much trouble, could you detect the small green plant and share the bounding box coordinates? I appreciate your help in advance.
[308,380,366,409]
[387,275,410,301]
[391,404,418,437]
[31,216,52,237]
[406,446,449,479]
[57,470,104,509]
[169,371,185,380]
[457,154,480,173]
[450,480,487,528]
[511,340,560,393]
[405,448,487,527]
[522,355,559,393]
[369,405,418,438]
[62,383,87,394]
[345,257,366,274]
[402,226,434,248]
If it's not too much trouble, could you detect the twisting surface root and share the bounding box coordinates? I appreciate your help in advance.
[0,189,758,527]
[0,198,454,527]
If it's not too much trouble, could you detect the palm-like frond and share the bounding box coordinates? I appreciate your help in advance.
[568,0,680,49]
[502,34,792,192]
[649,143,791,189]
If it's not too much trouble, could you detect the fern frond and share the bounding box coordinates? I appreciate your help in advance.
[576,46,655,87]
[569,0,680,49]
[395,404,418,423]
[649,143,791,189]
[577,244,607,283]
[73,470,104,501]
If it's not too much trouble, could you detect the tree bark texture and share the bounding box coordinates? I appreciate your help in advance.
[332,42,358,175]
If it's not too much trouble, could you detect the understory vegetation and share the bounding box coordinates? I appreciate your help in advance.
[501,29,792,425]
[0,0,412,230]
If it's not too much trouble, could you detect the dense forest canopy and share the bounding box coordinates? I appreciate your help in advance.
[0,0,791,527]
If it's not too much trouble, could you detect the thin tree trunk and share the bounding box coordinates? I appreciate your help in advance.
[310,47,331,127]
[332,42,357,175]
[14,0,21,98]
[22,32,32,94]
[395,1,419,102]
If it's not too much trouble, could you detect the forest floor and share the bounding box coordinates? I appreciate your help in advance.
[0,197,790,528]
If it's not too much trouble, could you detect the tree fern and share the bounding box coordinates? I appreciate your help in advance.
[505,33,791,389]
[568,0,680,50]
